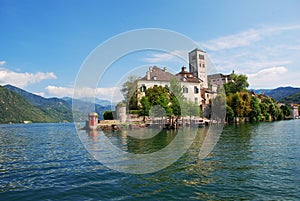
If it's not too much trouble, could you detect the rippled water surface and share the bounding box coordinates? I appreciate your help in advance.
[0,121,299,200]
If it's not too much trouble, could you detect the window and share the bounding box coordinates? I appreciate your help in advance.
[194,86,199,94]
[199,54,204,60]
[183,87,188,93]
[140,85,146,92]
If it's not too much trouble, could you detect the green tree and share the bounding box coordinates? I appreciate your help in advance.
[158,93,172,117]
[103,111,114,120]
[226,105,234,122]
[227,92,242,117]
[169,77,184,117]
[139,96,150,121]
[224,73,249,95]
[145,85,169,105]
[121,76,138,110]
[249,96,261,122]
[240,92,252,117]
[281,104,291,117]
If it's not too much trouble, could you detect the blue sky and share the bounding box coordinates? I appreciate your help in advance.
[0,0,300,101]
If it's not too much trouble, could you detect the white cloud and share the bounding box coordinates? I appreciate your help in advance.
[202,25,300,51]
[0,61,6,66]
[0,68,57,88]
[45,85,123,102]
[143,50,187,63]
[246,66,300,88]
[203,29,262,51]
[33,92,45,97]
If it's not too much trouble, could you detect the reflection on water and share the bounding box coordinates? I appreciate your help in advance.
[80,127,201,174]
[0,121,299,200]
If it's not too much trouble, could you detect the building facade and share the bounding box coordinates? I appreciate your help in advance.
[136,49,210,107]
[207,72,233,92]
[137,66,203,105]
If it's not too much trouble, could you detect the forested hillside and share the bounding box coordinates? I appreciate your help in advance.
[4,85,73,122]
[0,86,55,123]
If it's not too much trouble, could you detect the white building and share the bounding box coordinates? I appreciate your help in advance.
[207,73,232,92]
[136,48,210,107]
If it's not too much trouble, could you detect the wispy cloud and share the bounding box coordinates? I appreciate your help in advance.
[202,25,300,51]
[0,61,6,66]
[0,68,57,88]
[45,85,123,102]
[202,24,300,89]
[143,50,187,63]
[203,29,262,51]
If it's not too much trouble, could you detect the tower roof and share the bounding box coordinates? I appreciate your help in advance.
[189,48,206,53]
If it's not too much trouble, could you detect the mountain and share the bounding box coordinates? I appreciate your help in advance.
[0,86,55,123]
[4,85,73,122]
[1,85,116,123]
[78,97,115,106]
[279,91,300,104]
[62,97,113,120]
[253,87,300,101]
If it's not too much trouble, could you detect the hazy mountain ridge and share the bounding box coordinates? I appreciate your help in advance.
[279,91,300,104]
[252,87,300,102]
[62,97,113,121]
[3,85,114,122]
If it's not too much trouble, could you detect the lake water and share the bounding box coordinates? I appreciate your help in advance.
[0,121,299,200]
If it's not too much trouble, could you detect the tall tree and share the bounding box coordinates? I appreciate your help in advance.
[281,105,291,117]
[169,77,184,117]
[121,76,138,110]
[249,96,261,122]
[139,96,150,121]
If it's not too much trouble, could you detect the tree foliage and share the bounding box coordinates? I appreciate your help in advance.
[145,86,172,117]
[224,73,249,95]
[224,73,290,122]
[103,111,114,120]
[139,96,150,117]
[121,76,138,110]
[169,77,184,117]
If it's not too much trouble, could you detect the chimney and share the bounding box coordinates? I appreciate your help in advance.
[182,66,187,72]
[163,67,167,72]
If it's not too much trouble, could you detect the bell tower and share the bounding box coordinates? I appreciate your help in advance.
[189,48,207,88]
